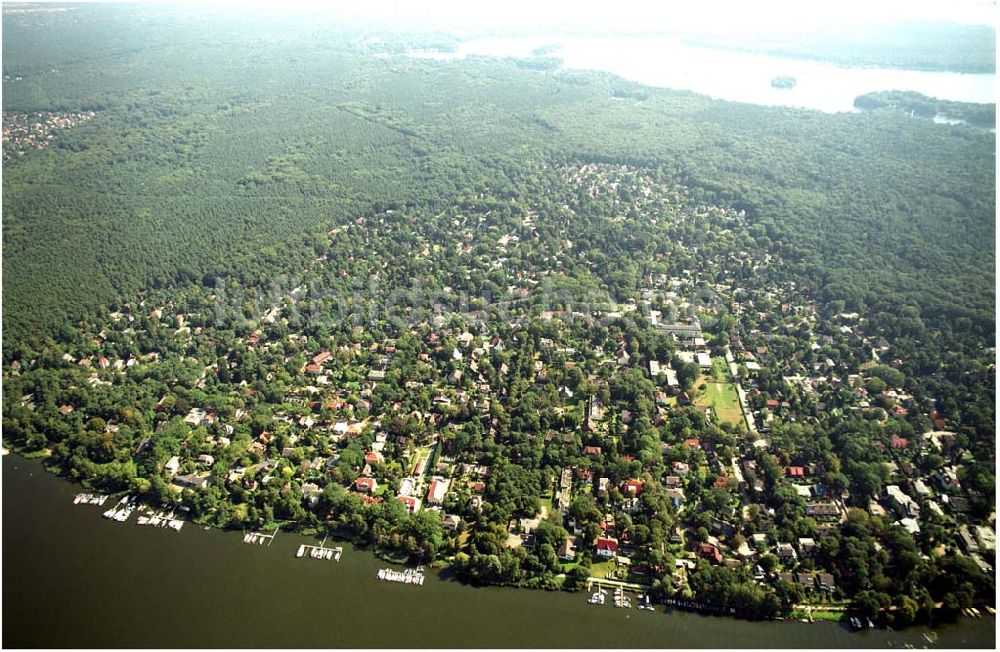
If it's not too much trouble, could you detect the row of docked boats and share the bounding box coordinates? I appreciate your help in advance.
[665,597,737,614]
[377,567,425,585]
[73,492,109,506]
[243,533,269,545]
[136,507,183,531]
[103,495,137,522]
[849,616,875,629]
[296,545,343,561]
[588,589,606,605]
[587,587,655,610]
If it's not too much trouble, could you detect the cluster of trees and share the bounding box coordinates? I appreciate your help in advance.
[855,91,995,129]
[320,484,445,562]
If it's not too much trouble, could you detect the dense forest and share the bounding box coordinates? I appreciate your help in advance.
[2,6,994,349]
[854,91,996,129]
[2,4,995,628]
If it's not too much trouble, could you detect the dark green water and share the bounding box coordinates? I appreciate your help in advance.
[3,456,995,648]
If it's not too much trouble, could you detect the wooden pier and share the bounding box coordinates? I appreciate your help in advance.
[243,528,278,546]
[585,577,646,592]
[296,537,342,561]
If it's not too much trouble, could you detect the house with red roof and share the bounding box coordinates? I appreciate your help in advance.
[786,466,805,478]
[355,477,378,493]
[890,436,908,449]
[426,478,449,506]
[622,480,644,496]
[684,438,701,449]
[595,536,619,558]
[311,351,333,365]
[398,495,419,513]
[697,543,722,564]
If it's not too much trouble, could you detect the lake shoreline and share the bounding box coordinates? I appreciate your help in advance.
[3,450,994,647]
[402,34,996,114]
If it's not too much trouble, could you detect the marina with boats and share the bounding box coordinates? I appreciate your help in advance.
[73,492,109,506]
[102,495,138,522]
[75,492,186,531]
[377,566,425,585]
[243,528,278,546]
[296,537,342,561]
[587,586,656,611]
[136,505,184,531]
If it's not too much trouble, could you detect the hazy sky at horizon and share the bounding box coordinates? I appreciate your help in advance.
[221,0,997,33]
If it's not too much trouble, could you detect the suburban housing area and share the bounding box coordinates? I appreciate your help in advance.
[3,163,993,626]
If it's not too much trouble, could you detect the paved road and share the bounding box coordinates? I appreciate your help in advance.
[733,379,758,435]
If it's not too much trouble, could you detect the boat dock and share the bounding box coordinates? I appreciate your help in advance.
[587,587,607,605]
[584,578,653,609]
[585,585,655,610]
[243,528,278,546]
[296,538,342,561]
[73,492,109,506]
[613,586,632,608]
[665,597,737,615]
[102,495,137,522]
[376,566,425,585]
[136,506,183,531]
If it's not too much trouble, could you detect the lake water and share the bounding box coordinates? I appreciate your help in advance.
[3,455,995,648]
[408,35,996,113]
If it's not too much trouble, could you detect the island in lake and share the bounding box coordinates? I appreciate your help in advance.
[771,75,797,89]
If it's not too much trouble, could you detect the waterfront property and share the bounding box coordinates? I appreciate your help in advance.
[4,456,997,648]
